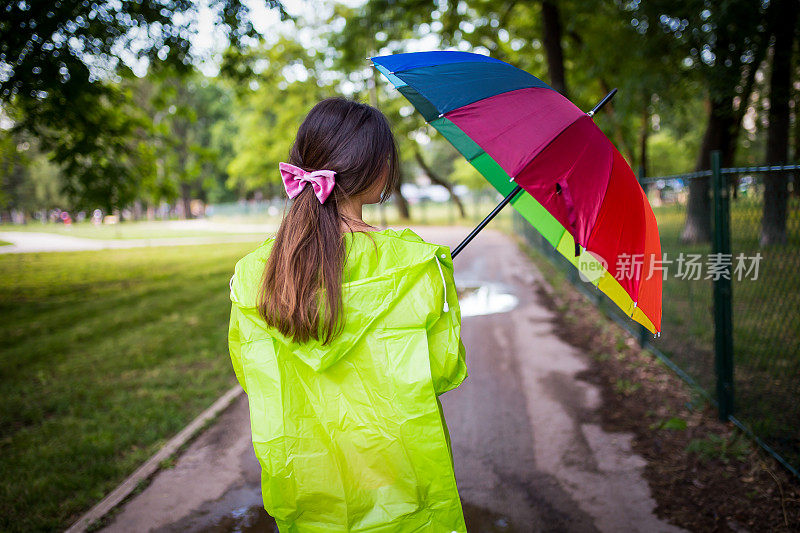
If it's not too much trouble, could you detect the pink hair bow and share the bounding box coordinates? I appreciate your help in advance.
[279,162,336,204]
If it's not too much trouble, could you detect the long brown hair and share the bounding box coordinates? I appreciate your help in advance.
[258,97,400,345]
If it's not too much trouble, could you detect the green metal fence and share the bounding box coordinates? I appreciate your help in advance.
[513,150,800,478]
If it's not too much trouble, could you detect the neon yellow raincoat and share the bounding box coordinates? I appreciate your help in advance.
[227,227,469,532]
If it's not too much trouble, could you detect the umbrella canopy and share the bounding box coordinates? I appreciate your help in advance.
[371,50,662,335]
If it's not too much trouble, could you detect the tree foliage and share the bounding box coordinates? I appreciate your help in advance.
[0,0,796,232]
[0,0,289,212]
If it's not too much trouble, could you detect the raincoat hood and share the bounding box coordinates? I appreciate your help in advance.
[229,227,454,373]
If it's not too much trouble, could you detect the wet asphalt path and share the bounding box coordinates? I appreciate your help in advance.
[440,228,598,531]
[100,226,683,533]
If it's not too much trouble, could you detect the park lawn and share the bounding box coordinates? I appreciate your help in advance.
[0,240,265,532]
[649,205,716,392]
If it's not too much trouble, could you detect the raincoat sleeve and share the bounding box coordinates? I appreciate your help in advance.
[427,249,468,396]
[228,273,248,395]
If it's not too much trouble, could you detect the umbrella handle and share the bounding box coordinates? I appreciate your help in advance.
[586,88,618,117]
[451,185,523,259]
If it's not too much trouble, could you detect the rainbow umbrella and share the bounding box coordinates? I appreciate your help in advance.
[370,50,662,335]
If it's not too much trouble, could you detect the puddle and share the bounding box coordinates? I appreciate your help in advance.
[462,502,521,532]
[156,485,270,533]
[197,502,519,532]
[196,504,277,532]
[456,281,519,317]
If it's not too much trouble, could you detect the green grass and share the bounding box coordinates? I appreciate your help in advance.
[652,197,800,467]
[614,378,642,396]
[0,241,263,532]
[0,240,11,247]
[650,204,716,392]
[686,433,752,464]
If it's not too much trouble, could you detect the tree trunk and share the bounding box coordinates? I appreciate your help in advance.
[681,96,736,244]
[414,148,467,218]
[541,1,568,98]
[639,95,650,192]
[132,200,143,221]
[180,182,193,220]
[393,176,410,220]
[760,0,798,245]
[729,27,769,199]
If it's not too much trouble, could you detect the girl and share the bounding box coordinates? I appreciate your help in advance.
[228,97,468,532]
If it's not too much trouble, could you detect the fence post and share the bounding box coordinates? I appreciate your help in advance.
[711,150,734,420]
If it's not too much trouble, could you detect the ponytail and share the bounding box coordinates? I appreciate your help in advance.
[257,97,400,345]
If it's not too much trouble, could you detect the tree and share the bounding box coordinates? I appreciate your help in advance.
[541,1,568,97]
[760,0,799,245]
[329,2,481,219]
[630,0,768,243]
[0,0,289,211]
[148,72,237,218]
[226,38,332,197]
[27,79,157,214]
[336,0,685,183]
[0,121,68,221]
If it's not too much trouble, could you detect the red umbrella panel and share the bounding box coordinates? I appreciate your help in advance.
[371,51,662,334]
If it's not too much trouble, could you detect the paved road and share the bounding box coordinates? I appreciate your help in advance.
[100,226,683,533]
